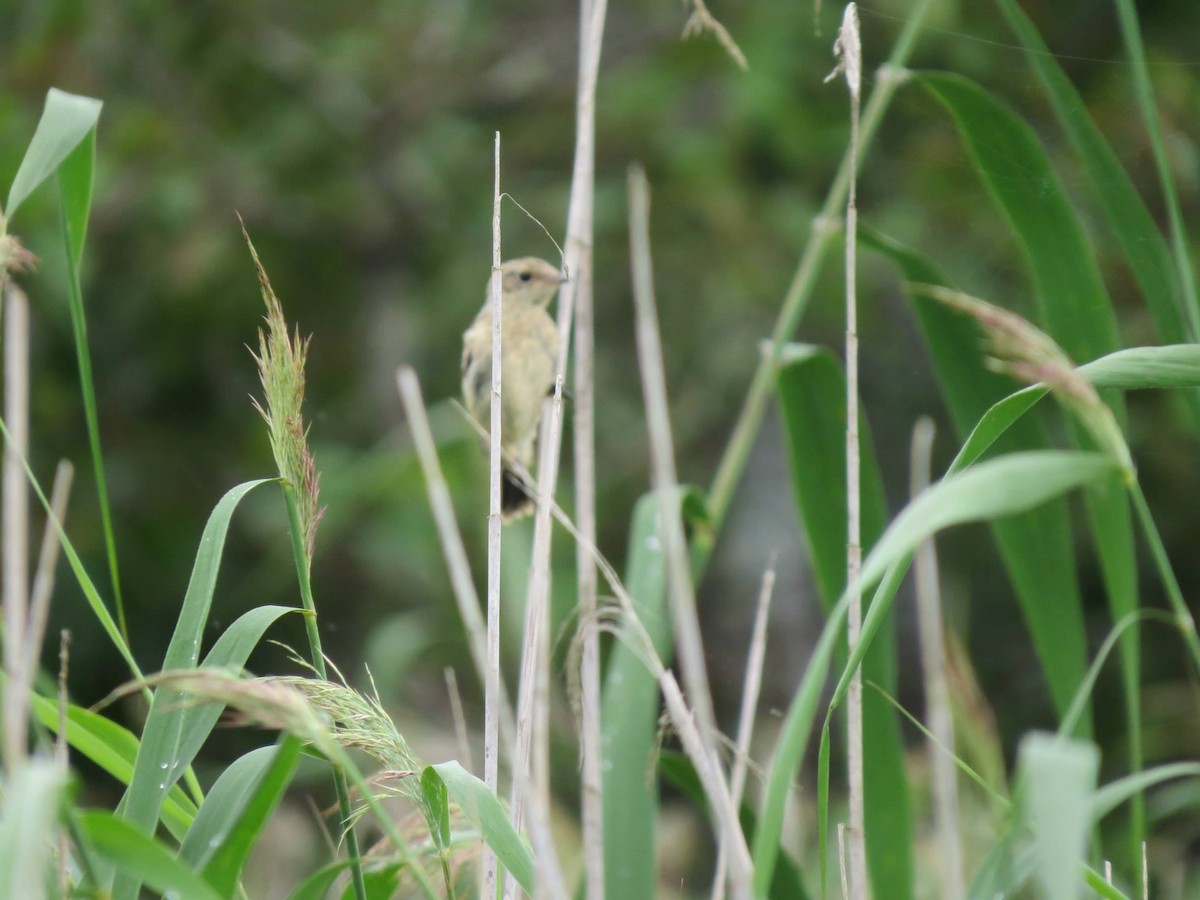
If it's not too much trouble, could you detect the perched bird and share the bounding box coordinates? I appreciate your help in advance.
[461,257,566,520]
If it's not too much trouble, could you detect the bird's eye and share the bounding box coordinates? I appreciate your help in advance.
[519,271,532,282]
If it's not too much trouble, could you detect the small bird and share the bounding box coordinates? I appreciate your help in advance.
[461,257,566,520]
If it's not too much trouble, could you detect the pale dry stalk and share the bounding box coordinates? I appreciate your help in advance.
[2,281,30,772]
[571,1,610,896]
[486,130,505,900]
[711,561,775,899]
[395,367,515,750]
[506,1,610,896]
[910,418,965,900]
[826,6,867,896]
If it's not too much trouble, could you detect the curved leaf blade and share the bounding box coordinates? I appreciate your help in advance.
[6,88,102,219]
[428,761,533,894]
[78,810,223,900]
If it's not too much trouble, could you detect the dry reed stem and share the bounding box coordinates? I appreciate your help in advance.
[457,402,752,896]
[657,668,753,898]
[57,630,70,897]
[25,462,74,682]
[508,378,570,900]
[571,2,609,896]
[2,281,29,773]
[485,130,505,900]
[826,6,866,897]
[505,1,609,895]
[711,560,775,900]
[396,368,516,748]
[706,2,931,534]
[682,0,749,70]
[910,418,964,900]
[627,164,719,749]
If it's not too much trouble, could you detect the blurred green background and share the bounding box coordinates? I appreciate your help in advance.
[3,0,1199,864]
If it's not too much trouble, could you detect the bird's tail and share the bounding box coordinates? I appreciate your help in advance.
[501,466,535,521]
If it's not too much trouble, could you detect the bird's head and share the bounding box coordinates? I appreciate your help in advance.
[498,257,568,307]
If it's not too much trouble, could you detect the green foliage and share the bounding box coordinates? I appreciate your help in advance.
[776,347,913,899]
[2,1,1199,897]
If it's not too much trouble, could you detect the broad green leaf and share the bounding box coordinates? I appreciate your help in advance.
[427,761,533,894]
[58,127,95,271]
[78,810,223,900]
[0,760,68,899]
[201,737,302,896]
[917,72,1119,363]
[1080,344,1200,389]
[867,230,1091,731]
[915,71,1136,735]
[860,452,1118,595]
[117,479,272,896]
[659,751,811,899]
[25,691,195,839]
[601,488,706,900]
[173,604,297,778]
[997,0,1190,349]
[420,767,452,853]
[754,450,1119,894]
[179,745,278,868]
[776,349,913,899]
[6,88,102,218]
[949,345,1200,475]
[1018,734,1099,900]
[1092,762,1200,822]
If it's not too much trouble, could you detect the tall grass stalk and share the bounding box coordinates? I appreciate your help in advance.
[24,461,73,765]
[507,0,609,893]
[243,227,366,900]
[910,419,964,899]
[572,0,608,891]
[486,130,505,900]
[706,0,934,532]
[2,281,30,772]
[628,163,719,762]
[826,6,866,896]
[628,163,750,897]
[396,367,515,749]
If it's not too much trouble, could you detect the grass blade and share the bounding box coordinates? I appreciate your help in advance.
[997,0,1192,349]
[172,604,297,778]
[1018,734,1099,900]
[78,810,223,900]
[776,348,913,898]
[58,120,129,640]
[868,231,1092,730]
[0,759,68,898]
[428,761,534,894]
[116,479,271,896]
[754,449,1119,893]
[600,489,705,899]
[199,736,302,896]
[179,745,278,868]
[26,692,196,838]
[6,88,101,219]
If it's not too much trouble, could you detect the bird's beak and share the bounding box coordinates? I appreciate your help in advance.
[557,271,570,284]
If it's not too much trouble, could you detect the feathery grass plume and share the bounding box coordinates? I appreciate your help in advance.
[241,221,324,562]
[918,283,1134,478]
[269,675,422,800]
